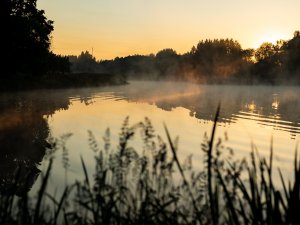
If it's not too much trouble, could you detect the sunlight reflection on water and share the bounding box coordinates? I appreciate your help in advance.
[0,81,299,195]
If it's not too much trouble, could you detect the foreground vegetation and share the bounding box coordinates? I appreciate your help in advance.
[0,109,299,225]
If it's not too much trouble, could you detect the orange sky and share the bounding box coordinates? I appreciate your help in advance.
[37,0,300,60]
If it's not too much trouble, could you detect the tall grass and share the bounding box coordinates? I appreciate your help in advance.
[0,113,299,225]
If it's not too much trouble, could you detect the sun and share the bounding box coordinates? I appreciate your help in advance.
[254,32,288,48]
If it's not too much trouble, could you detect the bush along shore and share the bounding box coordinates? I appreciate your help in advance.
[0,110,299,225]
[0,72,127,91]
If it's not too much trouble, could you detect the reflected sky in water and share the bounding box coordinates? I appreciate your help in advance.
[0,81,299,194]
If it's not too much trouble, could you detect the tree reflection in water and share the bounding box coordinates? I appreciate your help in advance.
[0,91,72,196]
[1,83,300,195]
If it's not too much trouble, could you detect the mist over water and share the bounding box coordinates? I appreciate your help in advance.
[0,81,299,194]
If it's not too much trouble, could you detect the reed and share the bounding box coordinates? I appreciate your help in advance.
[0,114,299,225]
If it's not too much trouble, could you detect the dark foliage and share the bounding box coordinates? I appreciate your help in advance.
[0,115,299,224]
[70,32,300,85]
[0,0,70,80]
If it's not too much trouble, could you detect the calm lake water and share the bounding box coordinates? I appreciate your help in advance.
[0,81,300,195]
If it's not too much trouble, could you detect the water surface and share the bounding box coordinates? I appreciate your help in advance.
[0,81,299,194]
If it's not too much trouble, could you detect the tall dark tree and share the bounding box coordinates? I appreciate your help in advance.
[1,0,54,77]
[252,41,285,83]
[188,39,250,82]
[156,49,181,79]
[70,51,98,73]
[282,31,300,76]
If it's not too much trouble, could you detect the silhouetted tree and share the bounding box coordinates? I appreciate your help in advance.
[155,49,181,79]
[69,31,300,84]
[1,0,53,76]
[252,41,285,83]
[96,54,158,80]
[282,31,300,77]
[0,0,70,81]
[47,53,70,74]
[118,55,157,80]
[70,51,98,73]
[187,39,251,83]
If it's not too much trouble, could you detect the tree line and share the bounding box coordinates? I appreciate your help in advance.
[1,1,299,86]
[70,32,300,84]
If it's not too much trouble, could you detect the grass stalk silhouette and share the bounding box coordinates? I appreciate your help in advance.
[0,114,299,225]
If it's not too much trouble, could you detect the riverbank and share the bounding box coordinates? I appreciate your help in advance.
[0,73,127,91]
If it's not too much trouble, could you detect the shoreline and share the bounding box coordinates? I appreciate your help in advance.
[0,73,128,92]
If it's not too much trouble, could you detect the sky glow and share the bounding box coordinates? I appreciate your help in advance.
[38,0,300,60]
